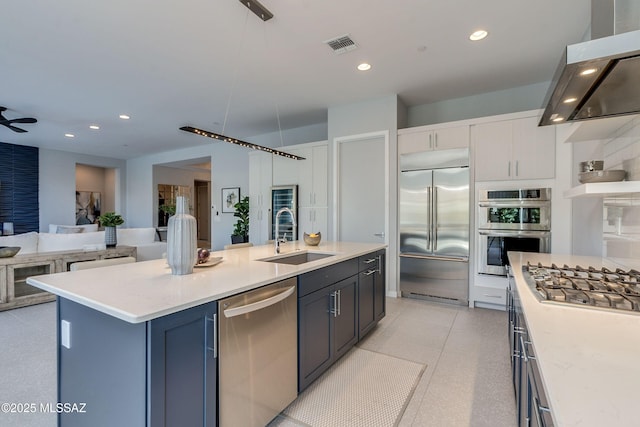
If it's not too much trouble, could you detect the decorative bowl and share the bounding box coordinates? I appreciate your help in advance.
[578,170,626,183]
[303,232,321,246]
[0,246,20,258]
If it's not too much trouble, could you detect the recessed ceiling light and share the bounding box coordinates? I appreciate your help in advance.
[119,114,130,120]
[64,133,75,138]
[552,116,564,122]
[357,63,372,71]
[469,30,488,41]
[89,125,100,130]
[563,97,578,104]
[580,68,597,76]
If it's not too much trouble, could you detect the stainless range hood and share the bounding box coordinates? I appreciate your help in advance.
[539,0,640,126]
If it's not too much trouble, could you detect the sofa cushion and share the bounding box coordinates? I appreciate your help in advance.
[56,226,84,234]
[49,224,98,233]
[117,228,156,246]
[38,231,105,252]
[0,232,39,254]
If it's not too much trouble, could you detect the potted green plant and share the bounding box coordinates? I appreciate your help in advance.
[159,204,176,227]
[98,212,124,248]
[231,196,249,244]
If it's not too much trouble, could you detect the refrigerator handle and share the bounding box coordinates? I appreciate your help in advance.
[433,186,438,252]
[427,186,432,252]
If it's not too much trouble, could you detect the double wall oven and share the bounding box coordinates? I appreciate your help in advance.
[478,188,551,276]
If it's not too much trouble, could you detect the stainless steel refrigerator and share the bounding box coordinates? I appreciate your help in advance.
[399,148,469,305]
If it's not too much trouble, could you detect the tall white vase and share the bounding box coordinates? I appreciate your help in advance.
[166,196,197,275]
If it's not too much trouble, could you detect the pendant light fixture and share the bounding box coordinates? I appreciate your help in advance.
[180,0,305,160]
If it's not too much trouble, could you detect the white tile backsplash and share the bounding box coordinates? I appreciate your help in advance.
[602,116,640,258]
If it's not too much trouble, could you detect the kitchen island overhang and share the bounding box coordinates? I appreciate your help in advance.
[27,241,387,323]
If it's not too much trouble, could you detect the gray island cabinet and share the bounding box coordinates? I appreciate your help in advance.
[298,249,386,391]
[58,298,218,427]
[26,241,386,427]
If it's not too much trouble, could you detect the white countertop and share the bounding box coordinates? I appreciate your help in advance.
[508,252,640,427]
[27,241,385,324]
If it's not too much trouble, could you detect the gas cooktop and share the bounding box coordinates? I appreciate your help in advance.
[523,262,640,313]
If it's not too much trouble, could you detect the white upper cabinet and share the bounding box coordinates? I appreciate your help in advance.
[272,148,302,186]
[299,145,328,208]
[251,141,328,242]
[474,116,555,181]
[398,125,469,155]
[248,151,272,245]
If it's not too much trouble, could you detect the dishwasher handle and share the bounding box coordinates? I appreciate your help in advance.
[223,286,296,318]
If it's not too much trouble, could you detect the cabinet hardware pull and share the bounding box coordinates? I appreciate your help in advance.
[508,161,511,177]
[364,269,376,276]
[434,132,438,148]
[428,133,432,149]
[206,314,217,358]
[516,160,519,177]
[482,294,502,298]
[337,289,341,316]
[364,258,377,264]
[330,291,338,317]
[377,254,382,275]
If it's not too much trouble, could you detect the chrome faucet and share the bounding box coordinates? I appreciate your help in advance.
[275,207,296,254]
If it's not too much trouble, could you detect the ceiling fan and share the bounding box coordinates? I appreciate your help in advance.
[0,106,37,133]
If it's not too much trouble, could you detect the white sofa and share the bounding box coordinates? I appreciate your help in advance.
[0,228,166,261]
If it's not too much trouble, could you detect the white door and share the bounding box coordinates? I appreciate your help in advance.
[337,134,386,243]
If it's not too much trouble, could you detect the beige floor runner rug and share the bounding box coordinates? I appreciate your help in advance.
[281,347,425,427]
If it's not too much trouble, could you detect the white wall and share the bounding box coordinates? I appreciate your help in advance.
[127,142,251,251]
[601,116,640,259]
[39,148,126,231]
[407,82,550,127]
[249,122,327,148]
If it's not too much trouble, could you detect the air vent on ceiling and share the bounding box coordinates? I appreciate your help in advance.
[324,34,358,54]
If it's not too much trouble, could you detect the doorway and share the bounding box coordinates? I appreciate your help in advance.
[333,131,388,244]
[194,180,211,247]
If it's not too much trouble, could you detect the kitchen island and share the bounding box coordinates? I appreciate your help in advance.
[27,241,386,427]
[508,252,640,427]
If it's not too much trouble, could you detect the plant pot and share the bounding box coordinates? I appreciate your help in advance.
[231,235,248,244]
[104,226,117,248]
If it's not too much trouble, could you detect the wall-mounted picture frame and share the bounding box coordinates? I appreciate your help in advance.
[222,187,240,213]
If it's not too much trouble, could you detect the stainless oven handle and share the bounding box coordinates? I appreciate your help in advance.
[478,201,550,208]
[478,230,550,238]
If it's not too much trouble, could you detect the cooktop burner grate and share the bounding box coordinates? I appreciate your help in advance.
[524,262,640,313]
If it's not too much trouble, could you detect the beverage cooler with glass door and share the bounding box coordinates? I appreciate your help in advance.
[271,185,298,241]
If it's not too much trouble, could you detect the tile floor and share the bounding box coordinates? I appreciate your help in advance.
[0,297,515,426]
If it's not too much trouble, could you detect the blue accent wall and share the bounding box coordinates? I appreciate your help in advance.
[0,142,39,234]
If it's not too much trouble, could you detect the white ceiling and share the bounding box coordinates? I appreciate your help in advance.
[1,0,591,159]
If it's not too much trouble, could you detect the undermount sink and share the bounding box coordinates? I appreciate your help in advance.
[258,251,336,265]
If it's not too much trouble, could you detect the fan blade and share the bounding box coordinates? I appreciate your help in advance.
[4,124,28,133]
[0,117,37,124]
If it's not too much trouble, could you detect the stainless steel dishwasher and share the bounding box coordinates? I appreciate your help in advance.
[218,277,298,427]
